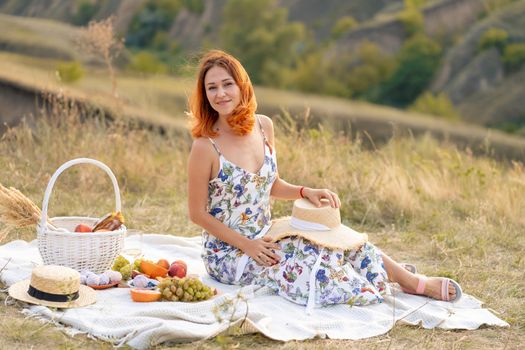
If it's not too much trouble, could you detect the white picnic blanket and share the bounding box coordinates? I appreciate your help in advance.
[0,234,508,349]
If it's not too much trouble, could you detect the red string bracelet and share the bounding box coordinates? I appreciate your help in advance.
[299,186,305,198]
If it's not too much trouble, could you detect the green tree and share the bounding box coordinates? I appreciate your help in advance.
[331,16,357,40]
[151,31,169,50]
[127,0,182,48]
[478,27,509,52]
[183,0,205,14]
[409,92,461,120]
[346,41,396,99]
[376,34,442,106]
[72,1,99,26]
[288,51,349,97]
[405,0,427,8]
[220,0,305,85]
[503,43,525,71]
[398,2,424,36]
[127,51,168,74]
[289,42,395,100]
[56,61,85,83]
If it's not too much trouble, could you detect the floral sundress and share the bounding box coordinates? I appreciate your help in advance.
[202,116,388,309]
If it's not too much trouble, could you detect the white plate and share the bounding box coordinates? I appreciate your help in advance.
[127,279,158,290]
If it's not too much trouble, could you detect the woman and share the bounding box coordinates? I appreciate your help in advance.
[187,50,461,308]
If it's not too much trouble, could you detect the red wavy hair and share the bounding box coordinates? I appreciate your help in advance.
[189,50,257,138]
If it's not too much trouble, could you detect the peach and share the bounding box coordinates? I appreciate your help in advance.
[168,260,187,278]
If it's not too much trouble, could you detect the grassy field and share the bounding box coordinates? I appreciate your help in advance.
[0,9,523,349]
[0,93,523,348]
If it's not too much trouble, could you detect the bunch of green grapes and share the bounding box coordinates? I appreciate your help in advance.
[133,258,143,272]
[158,277,215,302]
[111,255,132,280]
[112,255,129,270]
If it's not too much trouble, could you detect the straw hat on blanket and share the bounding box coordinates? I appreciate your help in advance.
[9,265,96,308]
[265,198,367,250]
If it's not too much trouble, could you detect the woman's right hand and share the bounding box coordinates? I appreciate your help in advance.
[302,187,341,208]
[242,236,281,267]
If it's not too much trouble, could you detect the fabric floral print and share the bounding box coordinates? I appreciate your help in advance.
[202,116,388,307]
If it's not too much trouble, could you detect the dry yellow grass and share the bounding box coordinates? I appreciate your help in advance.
[0,97,523,348]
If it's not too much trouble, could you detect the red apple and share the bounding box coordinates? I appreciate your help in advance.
[74,224,92,232]
[168,260,187,278]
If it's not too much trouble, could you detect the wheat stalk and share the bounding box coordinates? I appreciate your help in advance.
[0,183,57,242]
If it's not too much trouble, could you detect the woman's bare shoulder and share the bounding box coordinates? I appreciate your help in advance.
[256,114,274,138]
[257,114,274,128]
[190,137,215,158]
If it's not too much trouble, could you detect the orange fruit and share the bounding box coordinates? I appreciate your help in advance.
[130,289,161,302]
[140,260,168,278]
[156,259,170,270]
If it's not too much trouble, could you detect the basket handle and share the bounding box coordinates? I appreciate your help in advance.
[40,158,122,229]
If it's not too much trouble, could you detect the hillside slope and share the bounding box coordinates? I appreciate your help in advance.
[0,13,81,60]
[0,12,134,65]
[334,0,483,55]
[431,1,525,129]
[1,1,524,134]
[0,0,402,47]
[1,51,525,161]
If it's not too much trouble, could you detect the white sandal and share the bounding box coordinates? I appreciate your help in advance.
[401,275,463,302]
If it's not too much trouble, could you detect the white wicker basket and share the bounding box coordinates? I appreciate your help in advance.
[37,158,126,274]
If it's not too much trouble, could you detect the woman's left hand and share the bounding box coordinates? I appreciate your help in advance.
[302,187,341,208]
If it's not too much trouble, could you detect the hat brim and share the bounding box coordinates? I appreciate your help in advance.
[265,217,368,250]
[8,280,96,308]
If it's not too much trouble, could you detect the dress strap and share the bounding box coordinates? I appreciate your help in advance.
[256,115,269,144]
[208,138,222,156]
[256,115,273,154]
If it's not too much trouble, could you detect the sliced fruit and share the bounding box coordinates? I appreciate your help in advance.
[130,288,162,302]
[140,260,168,278]
[156,258,170,270]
